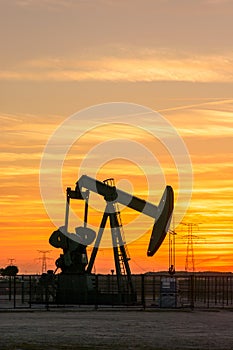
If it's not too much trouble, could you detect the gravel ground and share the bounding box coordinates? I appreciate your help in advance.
[0,309,233,350]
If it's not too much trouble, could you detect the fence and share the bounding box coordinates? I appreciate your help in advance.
[0,273,233,310]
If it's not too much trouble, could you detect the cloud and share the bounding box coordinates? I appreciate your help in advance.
[14,0,233,8]
[16,0,77,7]
[178,123,233,137]
[206,0,232,3]
[1,50,233,83]
[159,101,233,138]
[15,0,117,9]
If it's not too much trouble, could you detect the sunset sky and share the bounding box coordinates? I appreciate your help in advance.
[0,0,232,274]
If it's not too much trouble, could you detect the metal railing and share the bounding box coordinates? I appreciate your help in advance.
[0,273,232,310]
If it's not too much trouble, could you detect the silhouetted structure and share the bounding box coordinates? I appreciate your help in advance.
[49,175,174,304]
[37,250,52,274]
[182,223,199,272]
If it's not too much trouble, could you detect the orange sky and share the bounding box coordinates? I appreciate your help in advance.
[0,0,233,274]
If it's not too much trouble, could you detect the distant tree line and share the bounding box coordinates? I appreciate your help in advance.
[0,265,19,276]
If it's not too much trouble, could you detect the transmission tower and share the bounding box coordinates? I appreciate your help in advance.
[8,258,16,265]
[182,223,199,273]
[37,250,51,274]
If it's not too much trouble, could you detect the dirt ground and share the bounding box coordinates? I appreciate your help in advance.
[0,309,233,350]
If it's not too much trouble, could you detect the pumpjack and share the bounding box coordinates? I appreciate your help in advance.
[49,175,173,304]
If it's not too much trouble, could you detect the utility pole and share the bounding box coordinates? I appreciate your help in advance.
[37,250,51,274]
[168,216,177,275]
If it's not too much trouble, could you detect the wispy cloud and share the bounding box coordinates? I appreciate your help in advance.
[14,0,233,8]
[16,0,78,8]
[15,0,117,9]
[1,51,233,83]
[178,122,233,137]
[1,101,233,272]
[160,100,233,138]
